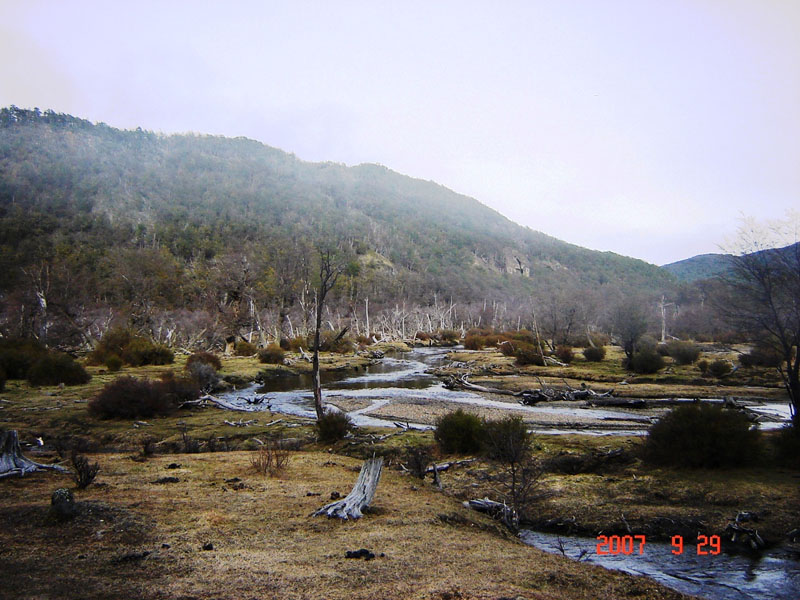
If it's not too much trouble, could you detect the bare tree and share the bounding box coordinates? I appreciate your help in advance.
[311,249,343,419]
[719,217,800,425]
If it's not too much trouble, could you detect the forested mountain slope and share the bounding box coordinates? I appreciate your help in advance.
[0,106,675,345]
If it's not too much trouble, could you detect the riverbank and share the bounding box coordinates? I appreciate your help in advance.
[0,450,694,600]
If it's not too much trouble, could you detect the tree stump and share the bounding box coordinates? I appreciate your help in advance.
[313,457,383,519]
[0,430,68,479]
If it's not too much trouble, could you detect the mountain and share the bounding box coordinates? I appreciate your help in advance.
[662,253,732,282]
[0,106,677,344]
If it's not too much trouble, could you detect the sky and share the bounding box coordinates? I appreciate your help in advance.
[1,1,798,266]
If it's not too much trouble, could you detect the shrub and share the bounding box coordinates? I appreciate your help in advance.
[88,329,174,367]
[287,336,308,352]
[403,444,435,479]
[739,346,784,369]
[483,415,532,464]
[187,362,219,392]
[104,354,123,372]
[644,403,761,468]
[315,409,354,442]
[186,351,222,371]
[464,335,486,350]
[498,340,517,356]
[667,341,702,365]
[515,344,545,366]
[554,345,574,364]
[707,359,732,378]
[258,344,285,364]
[697,359,710,375]
[234,341,257,356]
[438,329,460,343]
[278,338,290,350]
[0,338,47,379]
[582,346,606,362]
[250,439,291,476]
[71,451,100,489]
[27,353,91,386]
[88,376,180,419]
[434,409,485,454]
[629,348,665,374]
[320,331,354,354]
[157,372,201,404]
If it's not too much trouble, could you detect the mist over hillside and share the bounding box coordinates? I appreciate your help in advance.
[0,106,677,346]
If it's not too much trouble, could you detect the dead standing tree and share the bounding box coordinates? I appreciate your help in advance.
[312,249,343,419]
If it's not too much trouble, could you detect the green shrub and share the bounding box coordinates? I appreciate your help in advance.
[667,341,702,365]
[434,409,485,454]
[515,344,545,366]
[27,353,91,386]
[739,346,784,369]
[287,336,308,352]
[186,362,219,391]
[403,444,435,479]
[88,376,178,419]
[258,344,285,364]
[186,351,222,371]
[629,348,665,374]
[498,340,517,356]
[582,346,606,362]
[0,338,47,379]
[644,403,762,468]
[157,371,201,404]
[707,359,732,378]
[234,341,257,356]
[554,346,574,364]
[697,359,710,375]
[320,331,354,354]
[104,354,123,372]
[89,329,174,367]
[438,329,460,343]
[483,415,532,463]
[315,410,354,442]
[656,343,670,357]
[464,335,486,350]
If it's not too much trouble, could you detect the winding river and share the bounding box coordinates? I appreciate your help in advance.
[221,347,799,599]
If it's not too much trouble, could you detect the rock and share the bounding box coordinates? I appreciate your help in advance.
[330,491,341,500]
[152,477,179,484]
[202,542,214,551]
[50,488,76,521]
[161,543,171,549]
[345,548,375,560]
[166,463,182,469]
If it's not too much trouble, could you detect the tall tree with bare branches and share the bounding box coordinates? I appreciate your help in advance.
[311,248,344,419]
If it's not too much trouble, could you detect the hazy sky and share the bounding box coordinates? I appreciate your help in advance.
[1,1,798,265]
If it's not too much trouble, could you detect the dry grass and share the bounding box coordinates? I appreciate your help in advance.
[0,450,692,600]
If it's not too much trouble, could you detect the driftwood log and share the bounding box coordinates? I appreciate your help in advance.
[444,374,614,406]
[313,457,383,519]
[464,497,518,529]
[0,430,68,479]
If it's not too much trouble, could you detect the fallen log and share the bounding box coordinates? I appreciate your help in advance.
[199,394,251,412]
[224,419,257,427]
[463,497,517,529]
[313,457,384,520]
[426,458,477,473]
[0,430,68,479]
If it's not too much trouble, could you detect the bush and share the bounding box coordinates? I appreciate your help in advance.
[464,335,486,350]
[554,346,574,364]
[71,451,100,489]
[434,409,485,454]
[438,329,460,343]
[644,403,761,468]
[656,343,670,357]
[320,331,354,354]
[498,340,517,356]
[186,351,222,371]
[515,344,545,366]
[258,344,285,364]
[403,444,435,479]
[582,346,606,362]
[667,341,702,365]
[287,336,308,352]
[104,354,123,372]
[707,359,732,378]
[88,376,183,419]
[234,341,257,356]
[0,338,47,379]
[697,359,710,375]
[186,362,219,392]
[629,348,665,374]
[27,353,91,386]
[739,346,784,369]
[88,329,174,367]
[316,409,354,442]
[157,372,201,404]
[483,416,532,464]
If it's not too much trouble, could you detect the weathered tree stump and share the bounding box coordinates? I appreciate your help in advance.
[313,457,383,519]
[0,430,68,479]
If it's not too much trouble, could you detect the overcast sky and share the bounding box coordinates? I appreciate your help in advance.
[1,1,798,265]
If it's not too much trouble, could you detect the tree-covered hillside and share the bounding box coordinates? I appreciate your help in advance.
[0,106,676,347]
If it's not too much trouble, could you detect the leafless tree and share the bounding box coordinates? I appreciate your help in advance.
[311,249,343,419]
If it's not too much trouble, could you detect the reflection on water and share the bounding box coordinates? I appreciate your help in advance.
[520,530,800,600]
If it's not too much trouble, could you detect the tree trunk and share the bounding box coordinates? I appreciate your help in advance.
[313,457,383,519]
[0,430,68,479]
